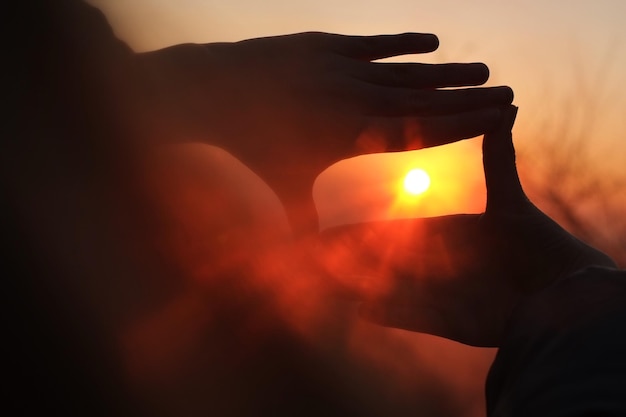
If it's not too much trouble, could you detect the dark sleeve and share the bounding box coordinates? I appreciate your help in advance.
[6,1,145,416]
[11,0,141,158]
[486,266,626,417]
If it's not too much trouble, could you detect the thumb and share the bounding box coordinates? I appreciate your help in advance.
[483,105,527,213]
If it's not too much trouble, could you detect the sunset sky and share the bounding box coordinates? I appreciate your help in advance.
[91,0,626,227]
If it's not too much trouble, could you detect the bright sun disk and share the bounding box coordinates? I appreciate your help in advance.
[404,168,430,195]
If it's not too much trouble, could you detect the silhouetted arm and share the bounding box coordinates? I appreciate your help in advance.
[486,266,626,416]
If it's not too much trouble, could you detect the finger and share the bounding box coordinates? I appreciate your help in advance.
[482,105,528,212]
[354,82,513,116]
[353,62,490,89]
[332,33,439,61]
[417,86,514,115]
[361,107,502,152]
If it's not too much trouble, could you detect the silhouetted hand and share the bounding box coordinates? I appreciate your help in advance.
[319,106,616,347]
[139,32,513,234]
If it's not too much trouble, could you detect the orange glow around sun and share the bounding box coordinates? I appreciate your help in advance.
[314,139,487,230]
[403,168,430,195]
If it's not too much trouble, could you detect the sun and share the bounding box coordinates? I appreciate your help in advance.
[403,168,431,195]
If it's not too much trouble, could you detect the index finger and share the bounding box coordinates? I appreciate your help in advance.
[482,105,528,213]
[332,32,439,61]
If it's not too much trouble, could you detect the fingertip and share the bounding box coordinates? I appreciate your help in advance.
[405,32,438,51]
[408,33,439,52]
[503,86,515,104]
[473,62,490,83]
[427,33,440,50]
[488,86,514,106]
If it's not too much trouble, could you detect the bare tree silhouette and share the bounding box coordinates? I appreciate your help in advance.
[516,48,626,266]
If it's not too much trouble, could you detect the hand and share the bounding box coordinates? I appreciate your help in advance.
[319,105,616,347]
[138,32,513,234]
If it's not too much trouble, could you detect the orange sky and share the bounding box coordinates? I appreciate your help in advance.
[90,0,626,227]
[314,140,486,229]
